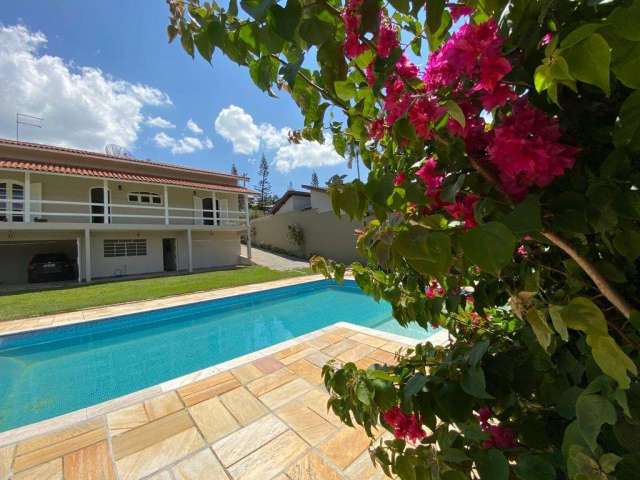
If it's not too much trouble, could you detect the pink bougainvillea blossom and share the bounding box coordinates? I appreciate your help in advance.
[341,0,367,59]
[487,100,578,199]
[408,97,445,140]
[449,4,474,22]
[540,32,554,47]
[415,157,444,197]
[369,118,385,141]
[377,16,399,58]
[395,54,419,79]
[476,407,518,450]
[394,171,406,186]
[480,82,517,110]
[425,279,446,298]
[444,193,479,228]
[383,406,426,443]
[365,62,376,86]
[384,76,411,124]
[516,244,528,257]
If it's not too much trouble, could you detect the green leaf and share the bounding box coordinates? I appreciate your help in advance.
[549,305,569,341]
[240,0,276,20]
[563,33,611,96]
[426,0,445,34]
[356,380,372,405]
[526,309,554,351]
[613,231,640,261]
[468,340,490,367]
[194,24,214,62]
[587,335,638,389]
[334,81,356,102]
[599,453,622,474]
[475,449,509,480]
[298,18,333,46]
[560,23,602,49]
[269,0,301,41]
[616,453,640,480]
[404,373,428,399]
[608,0,640,41]
[228,0,238,17]
[502,195,542,236]
[514,454,556,480]
[461,366,493,399]
[389,0,410,14]
[441,448,470,463]
[249,56,278,92]
[567,445,606,480]
[180,30,195,58]
[444,100,465,129]
[561,297,608,336]
[394,228,453,277]
[534,64,553,93]
[576,393,617,451]
[459,222,517,277]
[614,91,640,151]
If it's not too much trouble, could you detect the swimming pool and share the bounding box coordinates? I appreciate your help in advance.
[0,279,434,432]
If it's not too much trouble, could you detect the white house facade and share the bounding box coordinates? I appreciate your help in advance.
[0,139,255,285]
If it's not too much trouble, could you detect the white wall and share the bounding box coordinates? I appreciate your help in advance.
[192,231,241,269]
[309,190,332,212]
[276,194,311,214]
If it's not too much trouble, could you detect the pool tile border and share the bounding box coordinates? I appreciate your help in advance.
[0,321,449,447]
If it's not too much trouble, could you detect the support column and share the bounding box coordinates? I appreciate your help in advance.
[103,179,109,224]
[187,228,193,273]
[212,192,217,226]
[84,228,92,283]
[76,237,82,283]
[164,185,169,225]
[24,172,31,223]
[244,194,252,260]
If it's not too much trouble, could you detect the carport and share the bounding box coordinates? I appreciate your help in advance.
[0,239,80,286]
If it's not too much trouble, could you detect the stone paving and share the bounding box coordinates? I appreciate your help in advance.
[0,324,420,480]
[241,245,309,271]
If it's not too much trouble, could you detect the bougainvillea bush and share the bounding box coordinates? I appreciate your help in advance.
[168,0,640,478]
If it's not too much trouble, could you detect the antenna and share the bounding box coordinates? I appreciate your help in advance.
[105,144,133,158]
[16,113,43,141]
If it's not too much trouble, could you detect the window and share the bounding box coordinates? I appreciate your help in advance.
[104,239,147,257]
[128,192,162,205]
[0,181,25,222]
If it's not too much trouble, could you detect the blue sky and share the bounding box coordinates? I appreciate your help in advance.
[0,1,360,195]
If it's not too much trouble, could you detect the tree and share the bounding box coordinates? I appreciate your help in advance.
[169,2,640,479]
[253,154,272,211]
[230,163,238,176]
[311,171,319,188]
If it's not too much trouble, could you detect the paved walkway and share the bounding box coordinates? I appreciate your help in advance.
[242,245,309,271]
[0,323,423,480]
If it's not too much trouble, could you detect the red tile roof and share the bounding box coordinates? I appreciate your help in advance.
[0,138,246,181]
[0,159,257,194]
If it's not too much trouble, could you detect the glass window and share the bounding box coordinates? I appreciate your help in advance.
[104,239,147,257]
[128,191,161,205]
[152,196,162,204]
[128,194,138,202]
[0,183,6,222]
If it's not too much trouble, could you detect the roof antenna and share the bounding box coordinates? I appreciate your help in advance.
[16,113,42,141]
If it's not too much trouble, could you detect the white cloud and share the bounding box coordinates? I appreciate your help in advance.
[0,24,171,152]
[215,105,344,172]
[274,138,344,173]
[186,118,203,134]
[153,132,213,155]
[145,116,175,129]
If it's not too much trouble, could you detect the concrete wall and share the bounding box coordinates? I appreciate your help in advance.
[275,195,311,214]
[251,210,363,264]
[309,190,332,213]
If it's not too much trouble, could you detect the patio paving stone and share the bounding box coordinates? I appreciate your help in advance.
[62,441,115,480]
[349,333,388,348]
[246,368,297,397]
[252,356,285,374]
[231,364,264,384]
[258,378,313,410]
[172,448,228,480]
[188,397,239,443]
[14,458,62,480]
[0,444,15,479]
[336,344,375,363]
[177,372,240,407]
[286,452,344,480]
[275,401,337,446]
[287,359,324,385]
[219,387,268,426]
[318,427,373,470]
[144,392,183,421]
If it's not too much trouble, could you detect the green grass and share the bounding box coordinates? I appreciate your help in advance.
[0,266,312,321]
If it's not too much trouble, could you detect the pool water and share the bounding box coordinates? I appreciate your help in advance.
[0,280,434,432]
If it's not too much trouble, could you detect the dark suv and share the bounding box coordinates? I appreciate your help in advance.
[28,253,76,283]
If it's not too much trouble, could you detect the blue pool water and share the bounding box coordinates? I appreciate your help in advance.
[0,280,434,432]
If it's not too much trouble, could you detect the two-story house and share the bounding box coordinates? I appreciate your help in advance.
[0,139,255,286]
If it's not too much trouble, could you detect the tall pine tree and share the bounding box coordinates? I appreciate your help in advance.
[253,154,272,211]
[311,171,319,187]
[230,163,238,176]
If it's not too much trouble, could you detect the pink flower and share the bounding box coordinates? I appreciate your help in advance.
[368,118,385,141]
[425,279,445,298]
[383,76,411,124]
[477,406,492,425]
[394,171,406,186]
[480,83,517,110]
[487,100,579,199]
[444,194,479,228]
[344,32,367,59]
[376,17,399,58]
[365,62,376,86]
[342,0,367,59]
[449,4,474,22]
[476,406,517,449]
[516,244,528,257]
[383,407,426,443]
[408,96,445,140]
[395,54,419,79]
[540,32,554,47]
[415,157,444,197]
[476,55,512,92]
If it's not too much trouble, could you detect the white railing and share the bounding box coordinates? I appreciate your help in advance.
[0,199,248,227]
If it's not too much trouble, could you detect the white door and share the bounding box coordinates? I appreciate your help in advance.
[193,196,203,225]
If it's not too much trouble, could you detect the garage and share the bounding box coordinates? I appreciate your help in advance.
[0,240,79,286]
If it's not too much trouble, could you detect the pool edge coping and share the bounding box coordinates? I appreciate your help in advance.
[0,322,450,447]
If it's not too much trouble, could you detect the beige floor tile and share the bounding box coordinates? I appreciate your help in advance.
[14,458,62,480]
[274,344,309,361]
[189,396,239,443]
[300,390,343,427]
[0,444,15,479]
[344,450,386,480]
[316,333,344,345]
[322,340,355,358]
[367,349,397,365]
[336,344,375,363]
[276,402,336,446]
[172,448,228,480]
[319,427,372,470]
[145,392,184,421]
[15,418,103,456]
[178,372,240,407]
[286,452,344,480]
[281,348,317,366]
[349,333,387,348]
[305,351,333,369]
[259,378,313,410]
[107,403,149,436]
[379,341,406,354]
[305,336,333,350]
[116,427,204,480]
[212,414,288,467]
[13,424,106,473]
[112,410,194,460]
[146,471,173,480]
[227,430,309,480]
[331,327,358,337]
[220,387,268,426]
[231,364,264,384]
[247,368,297,397]
[272,475,289,480]
[287,359,324,385]
[63,441,115,480]
[253,356,285,374]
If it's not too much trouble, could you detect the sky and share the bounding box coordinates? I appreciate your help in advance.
[0,1,360,195]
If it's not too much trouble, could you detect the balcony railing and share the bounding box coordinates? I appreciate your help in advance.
[0,199,248,227]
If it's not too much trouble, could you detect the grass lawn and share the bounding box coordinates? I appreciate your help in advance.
[0,266,312,321]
